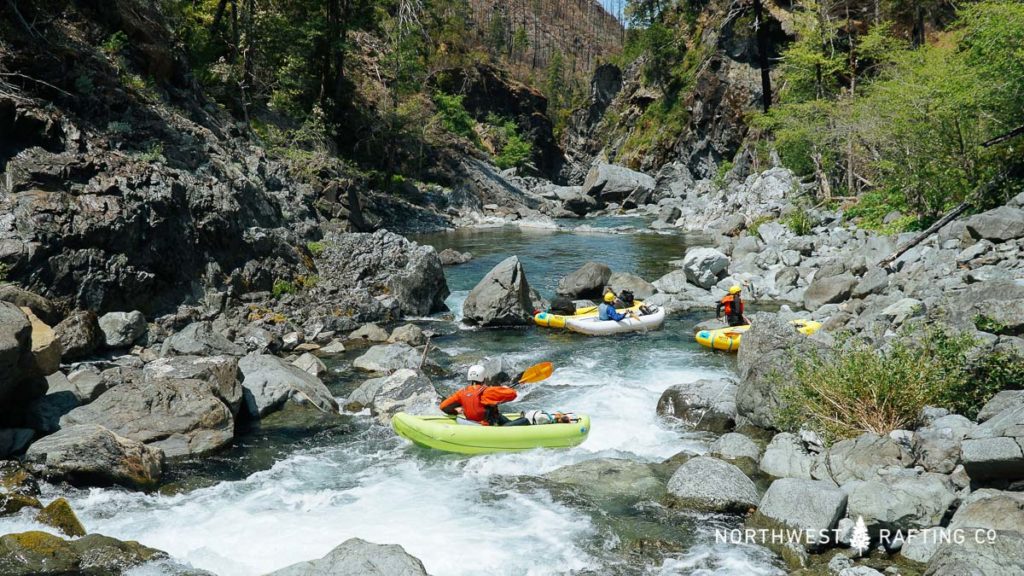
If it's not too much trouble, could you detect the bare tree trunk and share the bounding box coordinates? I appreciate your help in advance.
[753,0,772,112]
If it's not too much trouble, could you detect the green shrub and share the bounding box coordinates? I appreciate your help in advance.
[137,142,164,163]
[306,241,326,257]
[713,161,734,189]
[486,114,533,169]
[102,31,129,55]
[0,262,8,281]
[775,327,1018,443]
[272,279,296,298]
[783,206,814,236]
[432,92,476,140]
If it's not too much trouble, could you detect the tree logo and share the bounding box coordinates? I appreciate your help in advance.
[850,516,871,555]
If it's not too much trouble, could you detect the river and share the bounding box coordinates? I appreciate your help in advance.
[0,219,784,575]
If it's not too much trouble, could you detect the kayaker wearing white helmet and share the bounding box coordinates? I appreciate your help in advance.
[439,365,530,426]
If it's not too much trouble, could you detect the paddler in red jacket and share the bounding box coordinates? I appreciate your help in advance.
[440,365,530,426]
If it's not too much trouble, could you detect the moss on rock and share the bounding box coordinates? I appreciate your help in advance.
[35,497,86,537]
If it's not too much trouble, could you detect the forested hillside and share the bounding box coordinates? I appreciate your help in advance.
[584,0,1024,230]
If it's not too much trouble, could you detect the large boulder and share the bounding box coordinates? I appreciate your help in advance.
[97,311,146,348]
[803,273,858,311]
[961,404,1024,481]
[556,262,611,298]
[924,530,1024,576]
[352,342,422,374]
[53,310,104,361]
[710,432,763,462]
[607,272,657,300]
[21,308,60,377]
[24,424,163,489]
[736,313,829,429]
[760,432,817,480]
[544,458,663,503]
[947,489,1024,533]
[582,163,655,204]
[844,472,957,534]
[822,433,914,485]
[667,456,758,513]
[0,285,60,326]
[912,414,975,474]
[0,531,172,576]
[60,378,234,458]
[144,355,244,415]
[0,303,47,427]
[266,537,429,576]
[461,256,535,327]
[237,354,338,418]
[308,230,450,320]
[160,321,245,357]
[656,378,737,433]
[367,369,441,425]
[977,390,1024,423]
[964,206,1024,242]
[749,478,848,551]
[681,247,730,289]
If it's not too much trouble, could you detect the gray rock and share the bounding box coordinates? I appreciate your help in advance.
[961,404,1024,481]
[607,272,657,299]
[804,273,858,311]
[143,355,243,415]
[60,378,234,458]
[353,343,422,374]
[965,206,1024,242]
[24,424,163,489]
[912,415,976,473]
[710,432,762,462]
[346,377,386,409]
[54,310,104,361]
[757,221,791,246]
[733,235,762,260]
[462,256,535,326]
[368,369,440,425]
[582,163,656,204]
[66,368,109,402]
[319,340,347,355]
[388,324,425,346]
[947,489,1024,532]
[97,311,146,349]
[21,308,60,379]
[681,247,730,289]
[823,433,914,485]
[656,378,737,433]
[438,248,472,266]
[760,432,816,480]
[161,321,244,357]
[751,478,848,550]
[924,530,1024,576]
[556,262,612,298]
[350,323,389,342]
[852,268,890,299]
[0,285,61,326]
[238,354,338,418]
[0,428,34,458]
[839,568,884,576]
[844,473,957,533]
[901,527,950,564]
[24,373,80,434]
[880,297,924,326]
[667,456,759,513]
[266,537,429,576]
[736,313,830,429]
[292,352,327,378]
[977,390,1024,423]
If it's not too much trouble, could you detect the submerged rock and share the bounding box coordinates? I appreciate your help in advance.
[35,498,86,537]
[0,531,175,576]
[438,248,473,266]
[267,537,429,576]
[461,256,535,327]
[544,458,663,503]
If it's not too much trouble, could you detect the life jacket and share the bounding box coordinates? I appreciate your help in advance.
[440,384,518,425]
[720,294,744,318]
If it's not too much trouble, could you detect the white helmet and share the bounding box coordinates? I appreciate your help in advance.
[467,364,486,383]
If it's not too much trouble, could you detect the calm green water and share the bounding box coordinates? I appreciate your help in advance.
[0,223,781,576]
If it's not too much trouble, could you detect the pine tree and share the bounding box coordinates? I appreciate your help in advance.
[850,516,870,555]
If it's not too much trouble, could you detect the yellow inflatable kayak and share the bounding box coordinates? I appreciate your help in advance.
[534,302,644,329]
[695,319,821,352]
[392,412,590,454]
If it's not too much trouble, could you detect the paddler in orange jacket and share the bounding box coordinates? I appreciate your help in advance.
[716,285,750,327]
[440,365,530,426]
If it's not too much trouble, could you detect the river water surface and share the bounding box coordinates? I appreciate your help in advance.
[0,220,784,576]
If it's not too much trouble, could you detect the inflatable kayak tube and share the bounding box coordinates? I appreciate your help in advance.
[695,319,822,352]
[391,412,591,454]
[534,301,644,329]
[564,306,666,336]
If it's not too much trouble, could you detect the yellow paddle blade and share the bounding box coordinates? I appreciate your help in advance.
[518,361,554,384]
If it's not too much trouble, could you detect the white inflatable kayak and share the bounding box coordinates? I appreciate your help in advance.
[565,306,666,336]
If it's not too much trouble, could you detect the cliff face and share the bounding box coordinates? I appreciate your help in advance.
[564,0,791,180]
